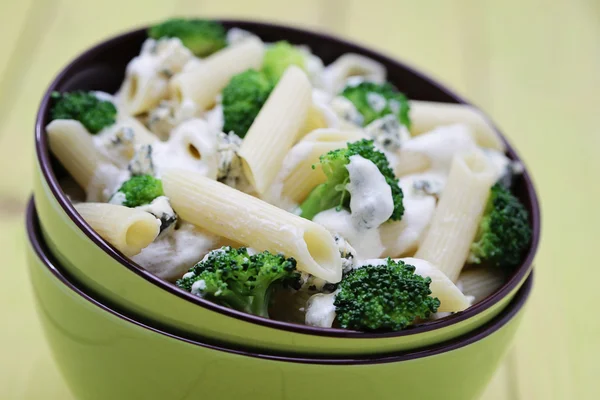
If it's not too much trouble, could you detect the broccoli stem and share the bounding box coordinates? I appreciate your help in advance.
[299,182,346,220]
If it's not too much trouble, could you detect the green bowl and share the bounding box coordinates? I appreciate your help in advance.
[26,200,532,400]
[33,21,540,356]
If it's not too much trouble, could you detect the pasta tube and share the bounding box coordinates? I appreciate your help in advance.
[46,119,107,189]
[415,150,497,282]
[409,100,506,151]
[75,203,161,257]
[169,37,264,110]
[162,169,343,283]
[239,66,312,195]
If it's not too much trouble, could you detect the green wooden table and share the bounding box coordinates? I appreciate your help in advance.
[1,0,597,398]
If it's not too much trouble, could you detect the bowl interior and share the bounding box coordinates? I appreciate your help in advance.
[35,20,541,338]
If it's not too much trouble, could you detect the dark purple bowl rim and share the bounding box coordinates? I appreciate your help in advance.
[26,198,532,364]
[34,20,541,339]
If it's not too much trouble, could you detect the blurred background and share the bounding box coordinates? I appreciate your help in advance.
[0,0,597,398]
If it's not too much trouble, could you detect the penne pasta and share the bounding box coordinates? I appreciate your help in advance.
[321,53,386,94]
[297,104,329,140]
[162,169,343,283]
[415,150,497,282]
[169,37,264,111]
[301,128,366,143]
[75,202,161,257]
[44,20,533,330]
[46,119,107,189]
[151,118,219,179]
[239,66,312,195]
[279,129,366,204]
[458,267,505,304]
[119,38,193,115]
[409,100,506,152]
[393,149,431,177]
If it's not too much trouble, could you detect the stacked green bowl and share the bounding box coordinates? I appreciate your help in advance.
[28,20,541,400]
[26,200,533,400]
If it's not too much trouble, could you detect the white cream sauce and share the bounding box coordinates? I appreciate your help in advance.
[401,123,477,191]
[305,292,337,328]
[86,163,130,202]
[365,115,411,153]
[205,104,224,133]
[131,222,219,281]
[330,96,364,127]
[311,89,341,129]
[226,28,260,46]
[346,155,393,230]
[147,99,198,140]
[151,118,219,179]
[93,124,136,168]
[482,148,523,187]
[312,155,393,259]
[380,176,436,257]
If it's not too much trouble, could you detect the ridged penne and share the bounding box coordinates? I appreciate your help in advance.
[74,203,161,257]
[297,104,329,140]
[415,150,497,282]
[169,37,264,111]
[239,66,312,195]
[409,100,506,152]
[162,169,342,283]
[46,119,107,189]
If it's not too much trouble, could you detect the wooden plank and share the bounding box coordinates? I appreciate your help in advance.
[481,0,599,398]
[0,0,35,84]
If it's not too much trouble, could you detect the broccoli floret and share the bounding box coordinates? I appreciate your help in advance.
[336,259,439,330]
[262,41,306,83]
[470,184,532,268]
[305,259,439,330]
[341,82,411,127]
[176,247,300,317]
[50,91,117,134]
[148,18,226,57]
[299,139,404,221]
[111,175,164,207]
[222,69,273,137]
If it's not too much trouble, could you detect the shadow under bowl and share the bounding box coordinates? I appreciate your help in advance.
[33,20,540,356]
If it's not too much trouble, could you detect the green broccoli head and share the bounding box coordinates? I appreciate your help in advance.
[176,247,301,317]
[222,69,273,137]
[334,259,440,331]
[148,18,226,57]
[470,184,532,268]
[299,139,404,221]
[262,41,306,83]
[112,175,164,208]
[341,82,411,127]
[50,91,117,134]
